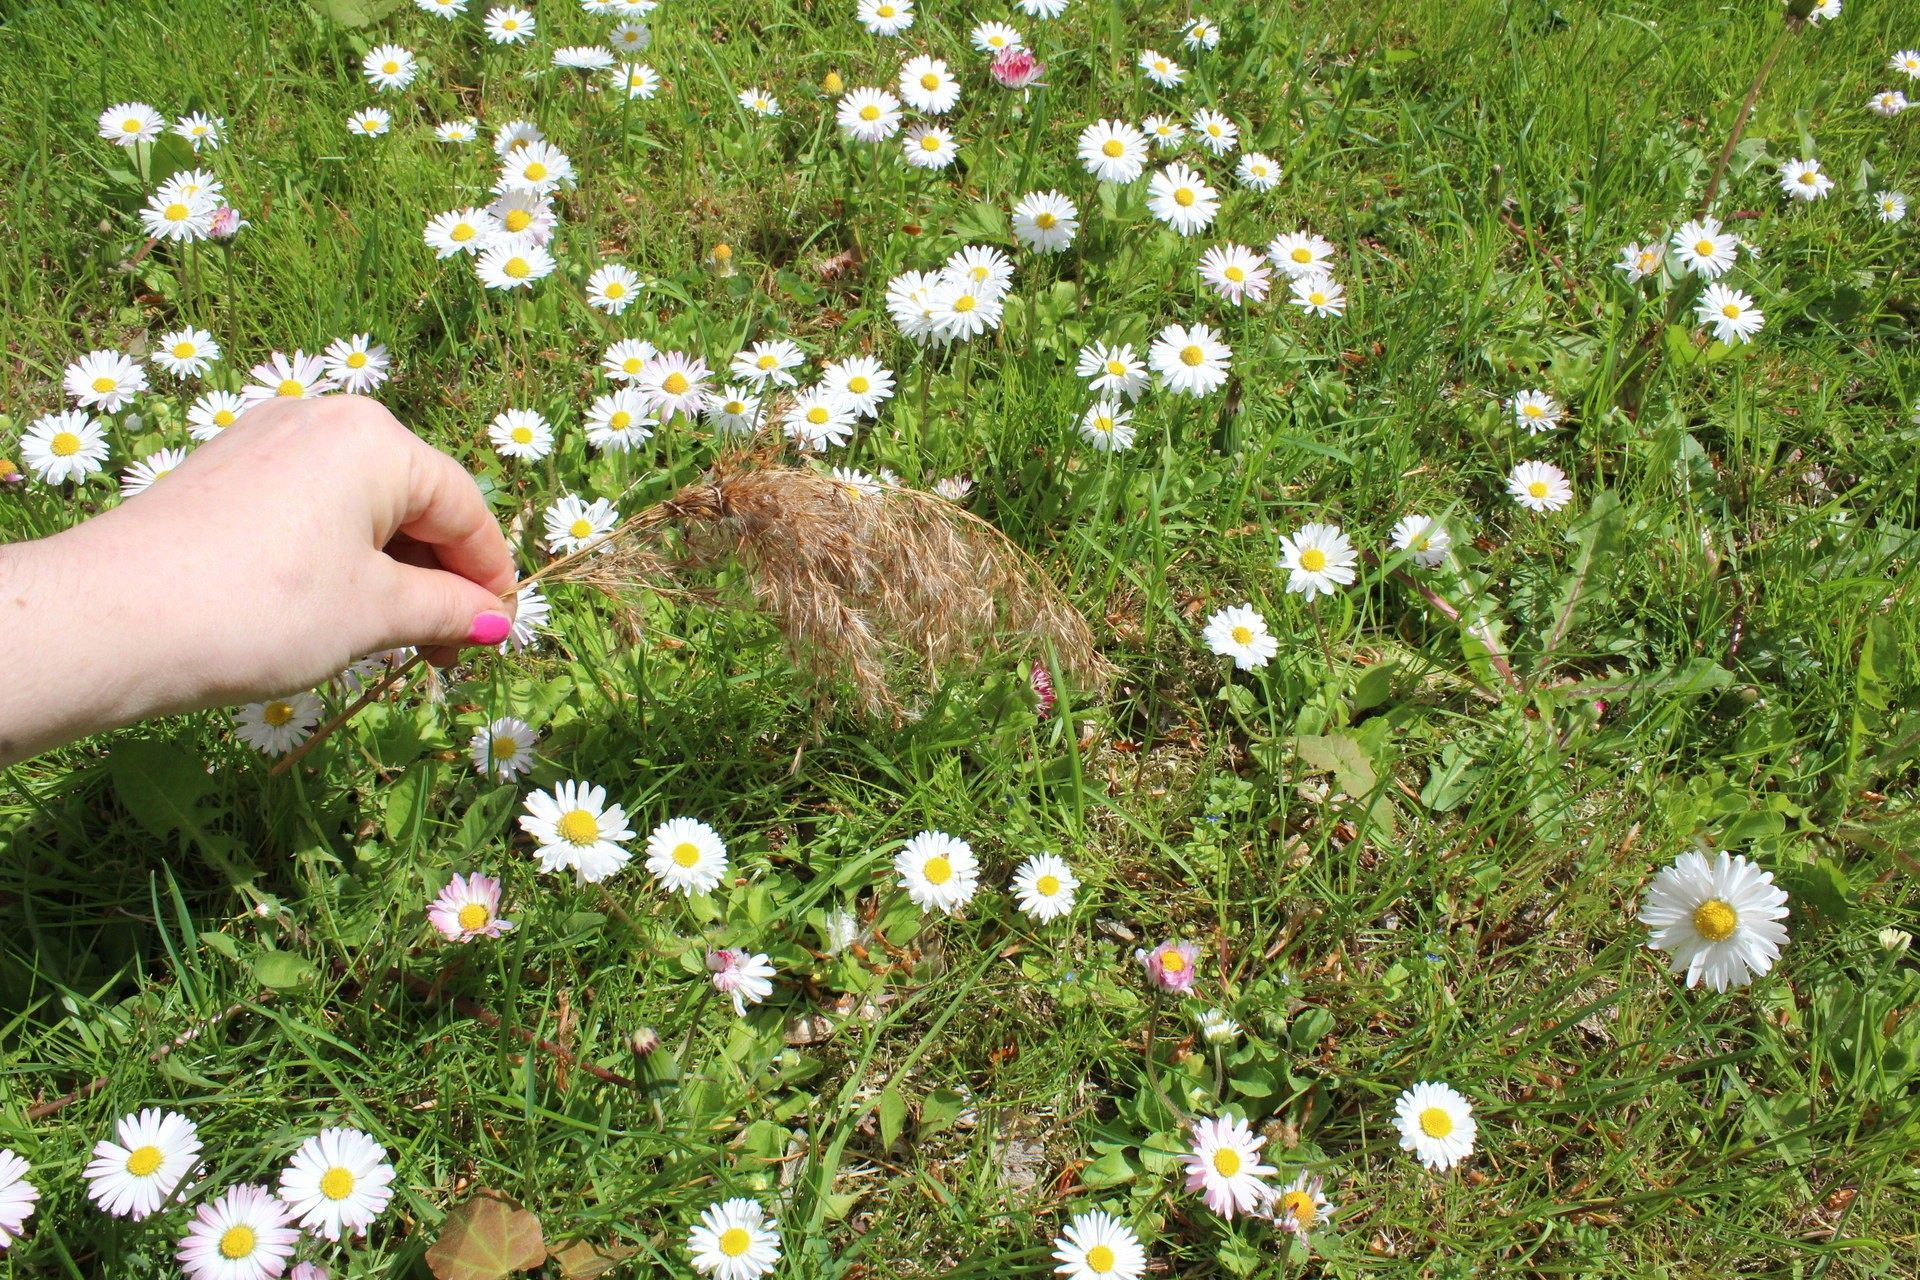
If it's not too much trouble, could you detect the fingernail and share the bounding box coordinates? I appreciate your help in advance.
[467,611,512,645]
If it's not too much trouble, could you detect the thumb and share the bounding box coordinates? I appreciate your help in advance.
[372,557,516,660]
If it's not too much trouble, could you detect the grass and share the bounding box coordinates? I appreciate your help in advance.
[2,0,1919,1274]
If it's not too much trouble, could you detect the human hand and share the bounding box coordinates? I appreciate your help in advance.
[0,395,516,762]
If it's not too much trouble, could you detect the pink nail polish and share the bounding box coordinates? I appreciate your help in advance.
[467,611,512,645]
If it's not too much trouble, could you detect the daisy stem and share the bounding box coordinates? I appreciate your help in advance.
[1139,991,1191,1126]
[674,979,720,1066]
[1307,598,1336,683]
[594,885,651,955]
[1700,24,1793,217]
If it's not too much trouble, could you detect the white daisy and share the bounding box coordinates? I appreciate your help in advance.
[1507,460,1573,512]
[499,141,574,195]
[1012,189,1079,253]
[1017,0,1067,15]
[900,55,960,114]
[1615,240,1663,283]
[837,87,903,143]
[469,715,537,780]
[0,1150,36,1248]
[612,62,660,99]
[363,44,417,92]
[1866,89,1908,117]
[1189,107,1238,155]
[1197,243,1271,305]
[1779,157,1833,201]
[1202,604,1277,669]
[689,1198,782,1280]
[585,388,655,453]
[1011,854,1078,923]
[140,188,215,242]
[739,88,781,116]
[120,446,189,498]
[1142,112,1184,149]
[153,327,220,378]
[240,350,335,408]
[1183,1115,1276,1219]
[322,334,390,394]
[1077,341,1149,400]
[1078,400,1135,452]
[609,21,652,52]
[603,337,660,382]
[1270,1172,1334,1238]
[1148,322,1231,396]
[645,817,729,896]
[930,276,1005,342]
[1509,388,1561,434]
[1289,271,1346,318]
[946,244,1014,297]
[428,872,514,942]
[858,0,915,36]
[1051,1209,1144,1280]
[99,102,164,145]
[895,829,979,914]
[435,118,479,144]
[1892,50,1920,79]
[783,388,858,451]
[544,493,620,555]
[708,948,777,1015]
[85,1109,202,1220]
[424,207,497,258]
[233,694,322,756]
[1639,847,1790,991]
[277,1128,394,1241]
[587,263,642,314]
[347,107,392,138]
[1137,48,1185,88]
[732,338,807,389]
[484,5,535,43]
[1196,1007,1241,1043]
[176,1184,298,1280]
[489,408,554,460]
[885,269,945,343]
[1669,216,1738,278]
[493,118,544,156]
[637,351,713,422]
[1184,15,1221,48]
[187,390,245,440]
[174,112,224,150]
[417,0,467,16]
[21,410,109,485]
[520,781,636,883]
[1235,151,1279,191]
[705,385,764,435]
[822,355,895,417]
[1876,190,1908,223]
[1279,522,1358,601]
[972,20,1022,52]
[1146,162,1218,235]
[1392,1081,1476,1171]
[1696,282,1765,344]
[1390,515,1451,567]
[1268,230,1336,278]
[555,45,617,71]
[475,242,558,291]
[902,124,958,169]
[503,583,549,652]
[1078,119,1149,183]
[64,349,147,413]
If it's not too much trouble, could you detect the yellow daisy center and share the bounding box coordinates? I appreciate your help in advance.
[672,841,702,867]
[1291,247,1313,263]
[1527,480,1549,499]
[569,517,595,539]
[1308,290,1328,305]
[923,855,953,885]
[1694,239,1714,256]
[1173,187,1195,207]
[451,222,476,242]
[1225,265,1245,282]
[213,408,235,426]
[261,702,296,727]
[1161,949,1186,972]
[663,371,690,395]
[1693,898,1738,942]
[491,735,518,758]
[219,1226,256,1259]
[953,294,976,313]
[320,1167,355,1200]
[524,161,547,181]
[1798,172,1815,185]
[609,411,632,430]
[604,282,626,297]
[877,3,895,14]
[1278,1190,1318,1228]
[173,341,196,358]
[623,357,644,374]
[1035,211,1057,228]
[848,376,870,393]
[164,202,189,222]
[1207,124,1221,136]
[1102,139,1124,157]
[1179,344,1204,366]
[1035,874,1061,896]
[1418,1106,1453,1138]
[860,104,880,122]
[502,16,518,28]
[1522,403,1542,417]
[719,1227,752,1257]
[122,117,143,133]
[1300,547,1328,572]
[507,425,532,445]
[126,1145,164,1177]
[757,354,777,369]
[92,375,118,393]
[1085,1244,1116,1273]
[50,431,81,456]
[557,809,600,845]
[920,134,942,151]
[505,209,533,232]
[346,351,367,368]
[457,902,490,931]
[382,60,399,74]
[921,73,940,90]
[504,257,530,279]
[1091,415,1113,433]
[807,406,829,424]
[1721,303,1741,319]
[1211,1147,1240,1176]
[1230,625,1252,645]
[1105,359,1126,376]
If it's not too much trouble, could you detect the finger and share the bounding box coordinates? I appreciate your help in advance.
[394,436,520,604]
[369,555,517,655]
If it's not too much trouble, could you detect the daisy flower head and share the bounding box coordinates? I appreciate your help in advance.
[586,262,642,315]
[1235,151,1279,191]
[177,1184,297,1280]
[1078,400,1136,452]
[1890,49,1920,79]
[1268,230,1335,278]
[1695,282,1765,345]
[424,207,497,259]
[1147,162,1218,234]
[469,714,537,779]
[174,112,224,150]
[520,780,635,883]
[708,947,776,1014]
[947,243,1015,298]
[85,1109,201,1220]
[1196,1006,1240,1043]
[1390,514,1451,568]
[1779,157,1833,201]
[544,493,620,555]
[613,62,660,99]
[347,106,392,138]
[322,334,390,394]
[476,241,557,290]
[1876,190,1908,223]
[903,124,958,169]
[1289,271,1346,318]
[1051,1209,1144,1280]
[1616,240,1663,283]
[609,21,652,53]
[895,829,980,914]
[555,45,618,71]
[739,87,781,115]
[1189,107,1238,155]
[1137,939,1198,992]
[822,355,895,417]
[989,45,1046,89]
[120,446,189,498]
[1203,604,1277,669]
[363,44,417,91]
[706,384,764,435]
[489,408,553,460]
[1078,119,1148,183]
[930,274,1007,342]
[885,269,945,343]
[1138,48,1185,88]
[188,391,245,440]
[141,187,216,242]
[1807,0,1839,22]
[1198,242,1271,305]
[585,387,656,453]
[499,141,574,195]
[278,1128,393,1241]
[1639,847,1789,991]
[1670,216,1738,278]
[1279,522,1358,601]
[972,20,1023,53]
[1507,459,1573,512]
[153,327,220,379]
[1149,322,1231,396]
[493,119,544,156]
[484,5,535,42]
[690,1197,782,1279]
[1270,1172,1334,1239]
[838,87,903,143]
[1011,854,1078,923]
[1077,341,1148,400]
[417,0,467,15]
[1509,388,1561,434]
[22,411,109,485]
[65,349,148,413]
[645,817,729,896]
[0,1151,36,1247]
[603,337,660,382]
[638,351,713,422]
[1183,1114,1275,1218]
[829,466,881,503]
[900,54,960,113]
[1184,15,1221,48]
[1018,0,1067,15]
[429,872,514,942]
[504,582,548,652]
[233,694,322,756]
[100,102,165,145]
[436,122,478,148]
[239,351,335,409]
[858,0,915,36]
[1393,1081,1476,1171]
[1867,89,1908,117]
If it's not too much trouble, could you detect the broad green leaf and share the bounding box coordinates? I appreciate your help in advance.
[549,1240,638,1279]
[426,1192,548,1280]
[1291,732,1376,797]
[252,949,318,991]
[310,0,405,25]
[108,738,257,883]
[1078,1149,1136,1188]
[877,1084,907,1148]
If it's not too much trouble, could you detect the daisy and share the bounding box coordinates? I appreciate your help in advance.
[417,0,467,15]
[431,119,478,146]
[1137,939,1197,992]
[489,408,554,460]
[738,88,781,115]
[1393,1081,1476,1171]
[120,446,189,498]
[1268,230,1336,278]
[1184,16,1221,48]
[469,715,537,780]
[475,242,557,290]
[858,0,915,36]
[1889,49,1920,79]
[900,55,960,114]
[322,334,390,394]
[604,338,660,382]
[1017,0,1067,15]
[1137,49,1185,88]
[1507,460,1573,512]
[1196,1007,1241,1043]
[279,1128,394,1241]
[1189,108,1238,155]
[187,390,245,440]
[1696,282,1765,344]
[233,694,322,756]
[822,355,895,417]
[637,351,713,421]
[424,207,496,259]
[1779,157,1833,201]
[609,21,652,52]
[21,411,109,485]
[1509,388,1561,434]
[895,829,980,914]
[903,124,958,169]
[646,816,729,896]
[1078,119,1149,183]
[347,107,391,138]
[174,112,224,150]
[545,494,620,555]
[429,872,515,942]
[1390,515,1451,567]
[783,389,858,450]
[1669,216,1738,278]
[154,327,220,378]
[1013,190,1079,252]
[708,948,777,1014]
[1867,89,1908,117]
[1615,240,1663,283]
[1011,854,1078,923]
[555,45,617,71]
[520,781,635,883]
[100,102,165,145]
[1183,1115,1276,1218]
[947,244,1015,297]
[493,119,544,156]
[177,1185,298,1280]
[0,1151,36,1247]
[499,141,574,195]
[1051,1210,1144,1280]
[587,263,642,314]
[158,168,223,205]
[689,1198,782,1279]
[1279,522,1358,601]
[930,276,1005,342]
[141,188,215,242]
[484,5,535,42]
[1077,341,1149,400]
[972,20,1023,53]
[837,87,904,143]
[1639,847,1789,991]
[732,338,806,388]
[1203,604,1277,669]
[504,583,548,652]
[1139,119,1184,158]
[706,385,764,435]
[830,466,882,503]
[363,44,417,91]
[1876,190,1908,223]
[1270,1172,1334,1239]
[613,62,660,99]
[885,269,945,342]
[1236,151,1279,191]
[240,350,335,408]
[585,388,655,452]
[85,1109,201,1220]
[1149,322,1231,396]
[1289,272,1346,318]
[1198,243,1271,305]
[1146,163,1218,235]
[1078,401,1135,452]
[65,349,147,413]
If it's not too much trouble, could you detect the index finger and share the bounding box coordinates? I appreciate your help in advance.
[395,434,520,604]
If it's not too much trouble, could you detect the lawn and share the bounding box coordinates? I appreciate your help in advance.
[1,0,1918,1275]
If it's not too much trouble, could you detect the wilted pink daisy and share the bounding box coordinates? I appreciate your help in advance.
[990,46,1044,88]
[427,873,514,942]
[1137,939,1198,992]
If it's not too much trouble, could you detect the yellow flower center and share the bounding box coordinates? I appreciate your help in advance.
[724,401,746,415]
[604,282,626,297]
[164,202,189,222]
[1291,247,1313,263]
[1102,139,1124,157]
[824,72,845,92]
[1034,211,1057,229]
[757,354,777,369]
[1522,403,1542,417]
[451,222,476,242]
[1799,172,1815,185]
[1211,1147,1239,1176]
[569,517,595,539]
[1105,359,1126,376]
[1721,303,1741,319]
[952,294,976,313]
[923,855,953,885]
[860,104,880,121]
[877,3,894,14]
[504,257,530,279]
[663,371,690,395]
[989,35,1005,46]
[1308,290,1327,305]
[524,161,547,181]
[214,408,235,427]
[126,1145,164,1177]
[320,1167,355,1200]
[50,431,81,457]
[1230,625,1252,645]
[1418,1106,1453,1138]
[1527,480,1549,499]
[1173,188,1195,207]
[1207,124,1221,136]
[92,375,118,393]
[920,134,942,151]
[1693,898,1738,942]
[1179,344,1203,366]
[502,16,518,28]
[557,809,600,845]
[1161,949,1186,972]
[505,209,533,233]
[849,376,871,394]
[921,73,940,90]
[1035,874,1060,896]
[122,117,143,133]
[1085,1244,1116,1273]
[457,902,490,931]
[1300,547,1331,572]
[609,411,632,430]
[382,60,399,74]
[172,341,196,358]
[346,351,367,368]
[219,1226,256,1259]
[672,841,702,867]
[1224,265,1244,282]
[1278,1190,1317,1229]
[808,406,830,425]
[491,735,518,759]
[1091,415,1113,433]
[263,701,295,726]
[719,1227,752,1256]
[623,357,644,374]
[1694,239,1714,256]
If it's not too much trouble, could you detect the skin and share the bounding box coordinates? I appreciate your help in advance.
[0,395,516,766]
